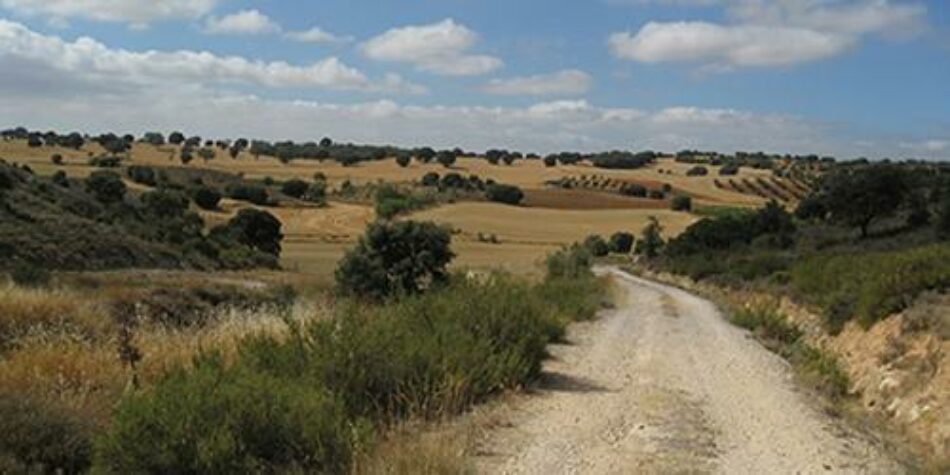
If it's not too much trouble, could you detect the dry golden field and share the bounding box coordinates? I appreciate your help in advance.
[1,139,761,278]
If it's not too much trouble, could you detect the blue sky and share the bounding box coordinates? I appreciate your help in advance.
[0,0,947,158]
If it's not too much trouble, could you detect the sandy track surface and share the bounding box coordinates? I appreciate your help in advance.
[474,269,904,474]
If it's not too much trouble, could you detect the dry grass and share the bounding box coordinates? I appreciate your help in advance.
[0,283,112,350]
[354,421,474,475]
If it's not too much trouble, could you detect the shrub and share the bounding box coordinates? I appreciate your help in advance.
[546,244,593,280]
[686,166,708,177]
[583,235,610,257]
[636,216,665,258]
[395,154,411,168]
[88,156,122,168]
[648,189,665,200]
[95,355,354,474]
[51,154,63,165]
[420,172,440,187]
[303,181,327,206]
[216,209,284,256]
[485,184,524,206]
[281,179,310,199]
[791,243,950,331]
[9,262,51,288]
[609,232,635,254]
[620,184,647,197]
[193,186,222,210]
[85,171,126,203]
[142,189,190,218]
[335,221,454,300]
[671,195,692,212]
[126,165,156,186]
[0,394,93,474]
[719,164,740,176]
[226,183,270,206]
[51,170,69,187]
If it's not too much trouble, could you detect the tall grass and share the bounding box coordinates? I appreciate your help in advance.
[791,243,950,332]
[94,271,605,472]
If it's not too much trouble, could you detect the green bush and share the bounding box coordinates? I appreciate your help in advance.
[0,394,93,474]
[792,243,950,331]
[281,179,309,199]
[485,184,524,206]
[193,186,222,210]
[609,232,634,254]
[546,244,593,280]
[671,195,692,212]
[336,220,454,300]
[9,262,51,287]
[583,235,610,257]
[126,166,157,187]
[85,171,126,203]
[96,354,355,474]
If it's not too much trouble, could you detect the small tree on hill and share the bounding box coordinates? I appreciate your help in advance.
[436,151,457,168]
[281,179,310,199]
[583,235,610,257]
[85,171,126,204]
[671,195,692,212]
[193,186,222,210]
[543,155,557,167]
[335,220,454,300]
[485,184,524,205]
[168,132,185,145]
[395,154,411,168]
[609,232,635,254]
[817,164,909,238]
[636,216,665,258]
[218,209,283,256]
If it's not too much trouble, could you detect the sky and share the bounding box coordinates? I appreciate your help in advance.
[0,0,947,159]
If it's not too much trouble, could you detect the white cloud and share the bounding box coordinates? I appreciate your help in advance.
[0,19,423,94]
[362,19,502,76]
[610,1,928,69]
[900,139,949,153]
[0,0,218,26]
[285,27,352,45]
[610,21,852,67]
[204,9,280,35]
[483,69,592,96]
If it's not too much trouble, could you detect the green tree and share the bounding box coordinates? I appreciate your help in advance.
[85,171,126,204]
[168,131,185,145]
[395,154,411,168]
[281,179,310,199]
[485,184,524,205]
[219,209,283,256]
[335,221,454,300]
[436,150,457,168]
[671,195,692,212]
[816,165,909,238]
[193,186,222,210]
[543,155,557,167]
[583,235,610,257]
[636,216,665,258]
[609,232,635,254]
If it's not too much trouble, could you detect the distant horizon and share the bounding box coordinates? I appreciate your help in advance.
[0,1,947,159]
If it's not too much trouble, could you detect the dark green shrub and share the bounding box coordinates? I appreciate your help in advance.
[51,170,69,187]
[126,166,156,186]
[671,195,692,212]
[485,184,524,205]
[281,179,309,199]
[0,394,93,474]
[51,154,63,165]
[88,156,122,168]
[9,262,51,287]
[142,189,189,218]
[620,184,647,197]
[395,154,411,167]
[336,221,454,300]
[420,172,440,187]
[636,217,665,258]
[85,171,126,203]
[95,355,354,474]
[215,209,284,256]
[648,189,665,200]
[193,186,222,210]
[226,183,270,206]
[609,232,634,254]
[583,235,610,257]
[303,181,327,205]
[686,166,708,177]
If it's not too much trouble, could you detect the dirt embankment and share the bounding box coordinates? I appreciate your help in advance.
[637,268,949,467]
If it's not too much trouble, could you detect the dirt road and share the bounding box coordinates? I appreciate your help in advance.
[474,269,904,474]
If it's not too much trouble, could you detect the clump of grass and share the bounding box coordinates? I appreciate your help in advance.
[0,283,110,351]
[732,303,849,401]
[0,392,95,474]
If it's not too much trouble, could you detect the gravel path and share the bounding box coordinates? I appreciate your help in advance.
[474,269,904,474]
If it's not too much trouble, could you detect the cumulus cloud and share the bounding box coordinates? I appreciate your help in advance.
[483,69,592,96]
[0,19,424,94]
[285,27,353,45]
[204,9,280,36]
[610,22,853,67]
[0,0,218,26]
[610,0,928,70]
[362,19,502,76]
